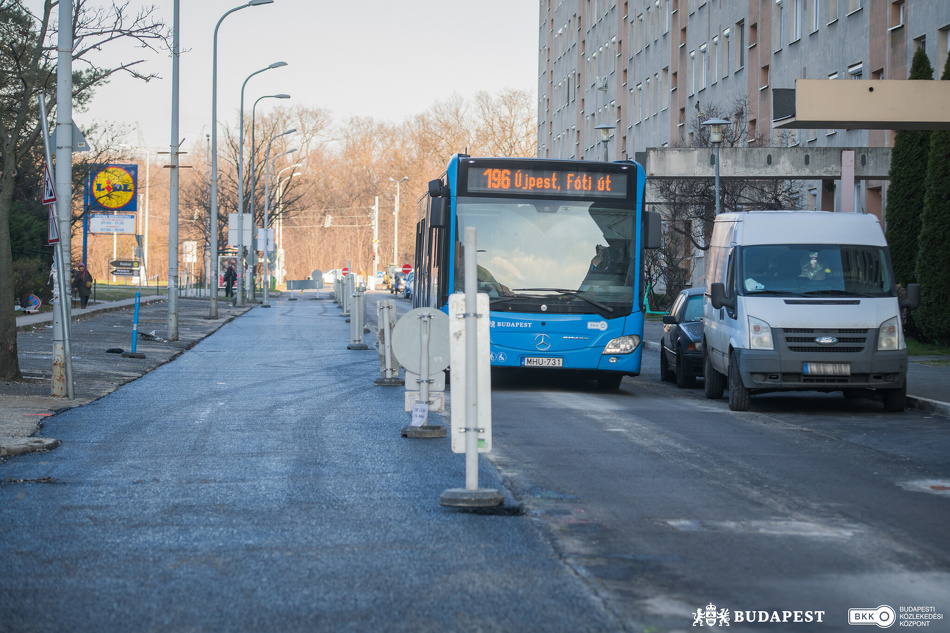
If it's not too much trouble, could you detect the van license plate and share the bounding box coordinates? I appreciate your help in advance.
[522,357,563,367]
[803,362,851,376]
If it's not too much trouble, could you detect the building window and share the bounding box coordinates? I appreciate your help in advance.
[689,50,696,94]
[737,20,746,69]
[827,0,838,23]
[792,0,802,41]
[812,0,820,32]
[889,1,905,29]
[700,44,708,89]
[776,0,785,51]
[712,36,719,83]
[662,67,670,109]
[848,62,863,79]
[723,28,731,76]
[915,35,926,53]
[827,71,838,135]
[847,0,863,15]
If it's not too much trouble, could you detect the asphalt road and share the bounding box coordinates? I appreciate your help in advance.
[3,290,948,632]
[0,293,619,633]
[486,354,950,631]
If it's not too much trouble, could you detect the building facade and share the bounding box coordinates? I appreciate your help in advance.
[537,0,950,216]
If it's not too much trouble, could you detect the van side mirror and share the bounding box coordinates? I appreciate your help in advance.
[430,197,450,228]
[710,283,734,311]
[642,211,662,249]
[900,283,921,310]
[662,314,677,324]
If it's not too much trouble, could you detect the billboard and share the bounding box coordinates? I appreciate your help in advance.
[87,164,138,212]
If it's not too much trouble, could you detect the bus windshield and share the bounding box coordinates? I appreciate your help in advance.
[454,196,637,315]
[740,244,896,297]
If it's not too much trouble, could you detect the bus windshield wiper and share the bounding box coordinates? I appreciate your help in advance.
[745,289,800,296]
[511,288,614,312]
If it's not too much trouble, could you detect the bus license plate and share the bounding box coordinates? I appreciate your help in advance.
[803,362,851,376]
[522,357,563,368]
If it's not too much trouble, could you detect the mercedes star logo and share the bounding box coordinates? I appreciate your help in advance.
[535,334,552,351]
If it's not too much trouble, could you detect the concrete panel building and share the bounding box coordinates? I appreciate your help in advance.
[537,0,950,216]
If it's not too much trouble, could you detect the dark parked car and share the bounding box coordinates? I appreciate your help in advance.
[660,286,704,388]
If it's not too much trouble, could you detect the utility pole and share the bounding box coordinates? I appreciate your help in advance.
[372,196,379,291]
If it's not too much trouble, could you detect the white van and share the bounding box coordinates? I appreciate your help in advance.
[703,211,920,412]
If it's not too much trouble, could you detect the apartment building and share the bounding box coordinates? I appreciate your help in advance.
[537,0,950,215]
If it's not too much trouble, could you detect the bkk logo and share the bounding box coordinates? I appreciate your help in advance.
[692,603,826,627]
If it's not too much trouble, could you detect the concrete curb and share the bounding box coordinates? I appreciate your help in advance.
[16,295,167,332]
[907,396,950,418]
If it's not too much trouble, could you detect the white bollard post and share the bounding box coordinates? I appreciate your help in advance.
[375,300,403,385]
[347,286,368,350]
[440,227,502,508]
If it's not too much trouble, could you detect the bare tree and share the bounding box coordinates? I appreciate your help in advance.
[650,98,802,292]
[0,0,169,380]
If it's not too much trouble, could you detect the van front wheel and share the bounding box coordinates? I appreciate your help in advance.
[728,354,751,412]
[704,352,725,399]
[881,384,907,413]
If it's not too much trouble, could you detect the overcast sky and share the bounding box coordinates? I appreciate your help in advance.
[55,0,539,152]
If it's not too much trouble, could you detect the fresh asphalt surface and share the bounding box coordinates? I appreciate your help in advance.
[0,295,618,632]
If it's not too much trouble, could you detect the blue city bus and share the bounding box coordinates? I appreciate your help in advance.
[412,154,660,389]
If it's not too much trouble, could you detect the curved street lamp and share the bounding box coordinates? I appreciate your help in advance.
[210,0,274,318]
[262,129,296,307]
[236,61,287,306]
[247,92,290,299]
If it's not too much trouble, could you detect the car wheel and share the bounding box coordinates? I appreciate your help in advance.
[728,353,751,411]
[597,373,624,390]
[881,384,907,412]
[659,345,673,382]
[675,353,696,389]
[704,352,725,400]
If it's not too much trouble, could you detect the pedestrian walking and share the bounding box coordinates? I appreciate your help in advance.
[72,263,93,309]
[223,259,237,299]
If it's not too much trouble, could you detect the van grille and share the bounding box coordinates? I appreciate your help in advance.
[779,328,871,354]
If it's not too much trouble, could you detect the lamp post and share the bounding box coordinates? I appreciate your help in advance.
[702,118,730,216]
[248,92,290,300]
[236,61,287,306]
[275,165,301,286]
[210,0,273,319]
[263,130,296,307]
[594,124,615,162]
[389,176,408,269]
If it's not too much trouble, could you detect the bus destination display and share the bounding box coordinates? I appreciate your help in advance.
[467,167,628,198]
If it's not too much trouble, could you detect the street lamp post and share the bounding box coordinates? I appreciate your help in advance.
[702,118,730,216]
[274,165,301,285]
[236,61,287,306]
[389,176,408,270]
[248,92,290,300]
[210,0,273,319]
[594,124,615,162]
[262,130,296,307]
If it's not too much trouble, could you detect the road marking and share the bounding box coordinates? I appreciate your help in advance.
[662,518,857,538]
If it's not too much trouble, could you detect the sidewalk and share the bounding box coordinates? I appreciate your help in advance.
[642,317,950,416]
[1,296,253,457]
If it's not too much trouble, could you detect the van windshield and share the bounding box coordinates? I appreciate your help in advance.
[739,244,895,297]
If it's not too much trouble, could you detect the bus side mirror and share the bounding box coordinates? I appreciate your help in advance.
[710,283,734,310]
[900,283,921,310]
[430,197,450,228]
[428,179,444,198]
[643,211,662,249]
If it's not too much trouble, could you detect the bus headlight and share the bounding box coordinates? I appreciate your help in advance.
[749,316,774,350]
[603,335,640,355]
[877,316,901,351]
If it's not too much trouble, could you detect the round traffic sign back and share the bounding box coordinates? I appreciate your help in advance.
[402,264,412,275]
[391,308,450,374]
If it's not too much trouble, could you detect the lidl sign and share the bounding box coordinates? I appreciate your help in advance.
[88,164,137,212]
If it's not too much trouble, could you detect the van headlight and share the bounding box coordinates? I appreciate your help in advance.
[877,316,902,351]
[749,316,774,350]
[603,335,641,355]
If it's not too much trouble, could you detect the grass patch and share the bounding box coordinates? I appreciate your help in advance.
[906,337,950,357]
[91,283,167,302]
